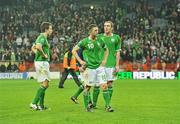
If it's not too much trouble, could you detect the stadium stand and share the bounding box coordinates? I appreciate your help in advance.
[0,0,179,72]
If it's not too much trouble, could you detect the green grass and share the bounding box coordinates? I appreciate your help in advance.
[0,79,180,124]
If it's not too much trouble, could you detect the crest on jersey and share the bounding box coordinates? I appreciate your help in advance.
[111,38,115,42]
[97,42,101,47]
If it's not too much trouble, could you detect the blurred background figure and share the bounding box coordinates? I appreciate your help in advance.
[58,45,82,88]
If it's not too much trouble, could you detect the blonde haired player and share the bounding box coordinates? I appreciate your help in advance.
[92,21,121,110]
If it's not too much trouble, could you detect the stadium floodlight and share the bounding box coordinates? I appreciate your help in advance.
[90,5,94,10]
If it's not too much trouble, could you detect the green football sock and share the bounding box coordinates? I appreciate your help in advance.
[32,86,45,104]
[88,92,92,103]
[93,86,100,107]
[108,86,113,102]
[83,91,89,108]
[39,86,47,107]
[72,85,84,98]
[102,89,110,107]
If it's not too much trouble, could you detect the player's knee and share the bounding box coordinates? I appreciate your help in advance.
[100,83,108,90]
[85,85,91,91]
[45,84,49,88]
[107,81,113,87]
[84,88,90,94]
[42,84,49,88]
[42,80,49,88]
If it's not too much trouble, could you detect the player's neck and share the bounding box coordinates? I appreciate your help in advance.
[89,35,96,41]
[42,33,48,38]
[105,32,113,36]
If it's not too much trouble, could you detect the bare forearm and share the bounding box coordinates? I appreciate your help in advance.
[31,45,37,53]
[72,46,84,65]
[74,52,83,64]
[116,51,120,66]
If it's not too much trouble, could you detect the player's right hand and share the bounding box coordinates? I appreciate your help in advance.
[31,44,37,53]
[80,60,86,66]
[79,65,86,72]
[79,66,85,72]
[44,54,48,59]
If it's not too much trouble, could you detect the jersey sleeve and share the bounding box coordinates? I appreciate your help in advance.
[115,35,121,51]
[77,39,85,49]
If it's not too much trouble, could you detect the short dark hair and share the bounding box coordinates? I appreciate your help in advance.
[40,22,52,32]
[88,24,98,33]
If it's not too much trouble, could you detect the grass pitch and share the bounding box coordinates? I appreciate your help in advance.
[0,79,180,124]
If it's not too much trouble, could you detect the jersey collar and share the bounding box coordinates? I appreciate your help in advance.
[104,33,113,37]
[88,36,97,41]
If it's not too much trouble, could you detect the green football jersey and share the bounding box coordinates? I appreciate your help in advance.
[78,37,106,69]
[98,33,121,67]
[34,33,50,61]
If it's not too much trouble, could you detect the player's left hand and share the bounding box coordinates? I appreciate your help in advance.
[80,60,86,66]
[115,65,119,72]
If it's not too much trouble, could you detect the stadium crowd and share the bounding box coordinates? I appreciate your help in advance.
[0,0,179,72]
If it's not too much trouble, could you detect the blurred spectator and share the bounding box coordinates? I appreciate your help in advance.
[10,52,16,61]
[0,0,179,72]
[7,61,12,72]
[18,61,26,72]
[11,62,18,72]
[16,35,23,48]
[0,64,6,72]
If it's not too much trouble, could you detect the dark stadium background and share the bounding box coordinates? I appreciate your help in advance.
[0,0,179,73]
